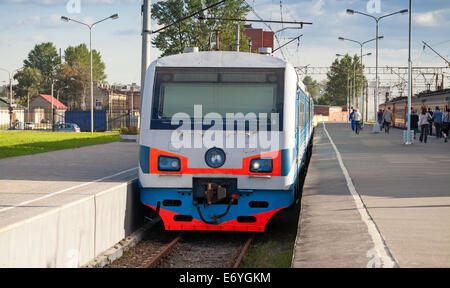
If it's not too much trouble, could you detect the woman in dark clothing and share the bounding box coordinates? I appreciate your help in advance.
[427,107,433,136]
[410,109,419,140]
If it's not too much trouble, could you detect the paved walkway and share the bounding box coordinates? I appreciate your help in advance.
[293,123,450,268]
[0,142,139,229]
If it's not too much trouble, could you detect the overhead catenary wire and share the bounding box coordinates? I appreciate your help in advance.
[143,0,228,34]
[422,41,450,67]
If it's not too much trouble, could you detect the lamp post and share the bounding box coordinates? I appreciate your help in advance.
[346,8,408,133]
[406,0,413,145]
[0,67,23,127]
[61,14,119,133]
[339,36,381,126]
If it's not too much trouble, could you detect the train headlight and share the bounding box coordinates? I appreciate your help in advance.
[250,158,273,173]
[158,155,181,172]
[205,148,226,168]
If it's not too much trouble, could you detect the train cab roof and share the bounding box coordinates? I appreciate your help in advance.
[154,51,289,69]
[152,51,309,94]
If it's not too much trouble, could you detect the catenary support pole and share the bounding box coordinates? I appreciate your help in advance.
[406,0,412,145]
[141,0,151,96]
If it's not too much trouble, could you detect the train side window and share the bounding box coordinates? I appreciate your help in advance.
[299,99,305,130]
[306,100,309,125]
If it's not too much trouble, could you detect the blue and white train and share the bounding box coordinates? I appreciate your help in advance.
[139,51,314,232]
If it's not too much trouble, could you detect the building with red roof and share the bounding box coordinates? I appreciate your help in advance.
[34,94,68,109]
[26,94,68,123]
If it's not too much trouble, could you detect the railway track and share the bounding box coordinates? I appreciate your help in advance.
[147,233,254,268]
[106,227,254,268]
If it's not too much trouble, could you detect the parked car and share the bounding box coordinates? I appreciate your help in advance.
[56,123,81,133]
[8,122,24,130]
[24,122,35,130]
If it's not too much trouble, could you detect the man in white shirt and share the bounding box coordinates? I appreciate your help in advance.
[354,109,362,135]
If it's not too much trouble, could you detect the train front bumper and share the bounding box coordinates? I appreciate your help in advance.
[140,187,294,232]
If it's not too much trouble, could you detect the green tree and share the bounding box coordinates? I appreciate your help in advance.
[23,42,61,94]
[64,44,106,82]
[151,0,251,56]
[320,54,367,106]
[303,76,320,100]
[57,63,90,110]
[13,67,43,107]
[62,44,107,110]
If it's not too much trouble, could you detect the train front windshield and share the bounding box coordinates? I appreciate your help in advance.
[151,67,284,130]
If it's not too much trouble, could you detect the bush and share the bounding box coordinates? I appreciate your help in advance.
[120,126,139,135]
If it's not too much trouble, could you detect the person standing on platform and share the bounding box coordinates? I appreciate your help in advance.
[432,106,443,139]
[443,108,450,143]
[349,108,355,132]
[409,109,419,140]
[428,107,434,136]
[354,109,362,135]
[383,107,394,134]
[419,108,432,143]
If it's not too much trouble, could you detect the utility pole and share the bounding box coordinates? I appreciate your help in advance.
[406,0,413,145]
[235,24,240,52]
[141,0,151,97]
[51,82,55,131]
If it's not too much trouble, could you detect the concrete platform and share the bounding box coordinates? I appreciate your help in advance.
[292,123,450,268]
[0,142,141,267]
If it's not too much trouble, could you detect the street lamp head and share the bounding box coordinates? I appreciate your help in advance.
[346,9,355,15]
[61,16,70,22]
[110,14,119,20]
[366,53,372,56]
[400,9,409,15]
[378,36,384,40]
[338,37,345,41]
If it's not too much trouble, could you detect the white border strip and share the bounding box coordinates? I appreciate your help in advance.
[322,123,398,268]
[0,167,138,214]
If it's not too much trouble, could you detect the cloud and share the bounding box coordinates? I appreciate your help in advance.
[15,14,62,28]
[310,0,325,16]
[32,34,49,42]
[414,8,450,27]
[415,12,438,27]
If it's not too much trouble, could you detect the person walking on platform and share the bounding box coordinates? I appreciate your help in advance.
[378,109,384,131]
[383,107,394,134]
[428,107,434,136]
[409,109,419,140]
[349,108,355,132]
[443,108,450,143]
[354,109,362,135]
[419,108,432,143]
[432,107,443,139]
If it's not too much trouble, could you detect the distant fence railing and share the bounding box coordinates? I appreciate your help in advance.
[1,109,140,132]
[0,112,65,131]
[108,112,139,131]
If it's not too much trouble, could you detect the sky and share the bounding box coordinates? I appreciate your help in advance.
[0,0,449,86]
